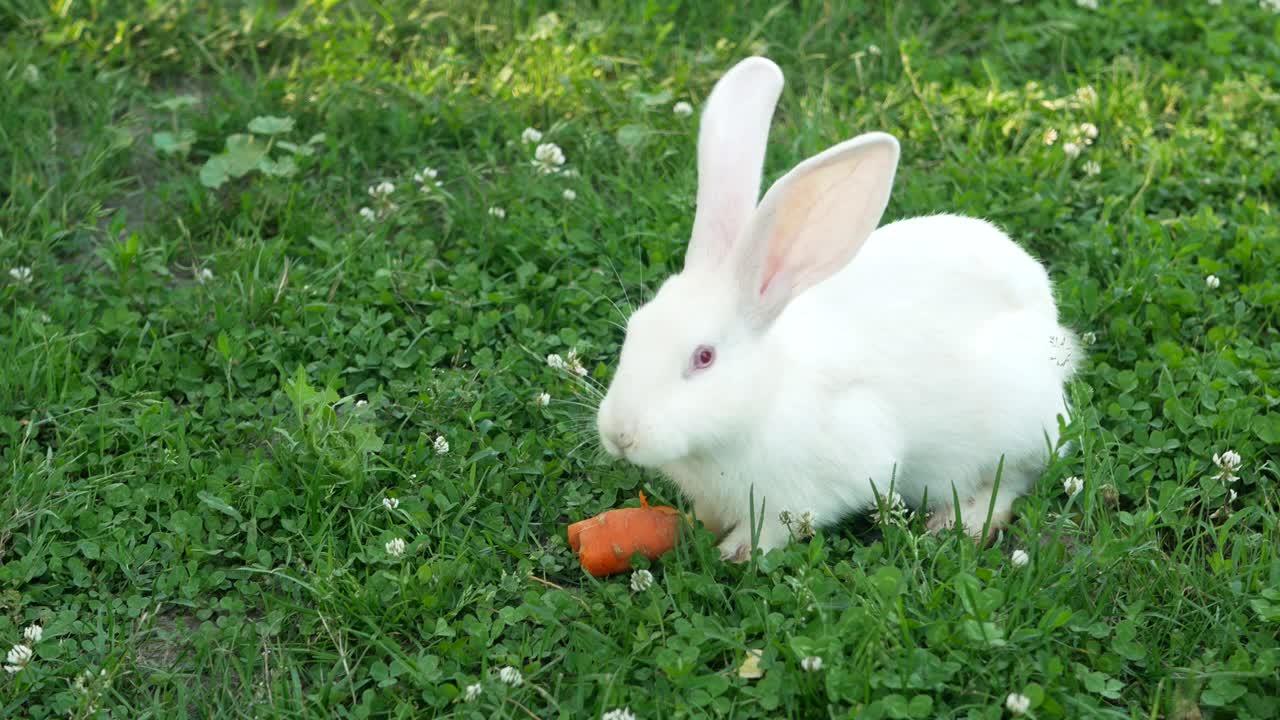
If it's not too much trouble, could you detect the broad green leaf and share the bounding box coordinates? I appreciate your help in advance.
[871,565,904,599]
[248,115,295,135]
[634,88,672,107]
[258,155,298,177]
[616,124,650,152]
[197,490,243,521]
[222,134,267,176]
[154,95,199,111]
[199,155,230,188]
[152,129,195,156]
[276,140,313,156]
[105,126,134,151]
[1253,413,1280,444]
[1202,676,1248,706]
[216,331,232,360]
[907,695,934,718]
[961,619,1006,647]
[1250,596,1280,622]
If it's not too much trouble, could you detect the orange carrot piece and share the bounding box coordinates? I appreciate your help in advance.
[567,493,681,577]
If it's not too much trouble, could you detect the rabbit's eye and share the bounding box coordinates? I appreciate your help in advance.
[691,345,716,371]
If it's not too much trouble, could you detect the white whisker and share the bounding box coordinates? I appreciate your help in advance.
[554,399,603,413]
[566,373,607,398]
[601,254,636,316]
[564,435,610,464]
[563,285,630,330]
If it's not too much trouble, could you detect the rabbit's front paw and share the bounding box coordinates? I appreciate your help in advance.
[716,519,789,563]
[925,487,1015,542]
[925,503,956,534]
[718,538,752,563]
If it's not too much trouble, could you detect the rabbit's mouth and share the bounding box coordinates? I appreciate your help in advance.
[597,385,691,468]
[604,434,688,470]
[598,417,663,467]
[600,432,625,459]
[597,392,641,461]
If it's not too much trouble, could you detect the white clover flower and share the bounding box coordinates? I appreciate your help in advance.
[1079,122,1099,140]
[1076,1,1099,11]
[602,708,636,720]
[1262,0,1280,12]
[1081,331,1098,345]
[1063,142,1082,158]
[1214,450,1241,472]
[9,266,33,284]
[564,348,588,376]
[1205,274,1221,290]
[1011,549,1030,567]
[1083,160,1101,176]
[1043,128,1059,146]
[800,510,817,530]
[355,399,368,408]
[521,127,543,144]
[369,181,395,197]
[867,44,882,55]
[1063,476,1084,497]
[1213,449,1241,483]
[464,682,483,701]
[537,392,551,407]
[672,101,694,118]
[497,665,523,686]
[382,497,400,511]
[1208,0,1222,5]
[630,568,654,592]
[1006,692,1031,715]
[877,492,911,528]
[23,64,41,85]
[4,644,33,673]
[433,435,450,455]
[22,625,42,645]
[74,669,94,693]
[783,509,818,539]
[1076,85,1099,105]
[385,537,407,557]
[359,207,377,222]
[196,268,214,284]
[533,142,566,173]
[488,206,506,219]
[800,655,824,672]
[413,167,443,190]
[563,189,577,201]
[547,353,565,370]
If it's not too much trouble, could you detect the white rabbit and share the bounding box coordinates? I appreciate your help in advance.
[596,57,1079,561]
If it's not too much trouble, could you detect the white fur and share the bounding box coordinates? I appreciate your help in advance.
[597,58,1079,559]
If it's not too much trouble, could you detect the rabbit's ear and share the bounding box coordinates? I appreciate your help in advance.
[684,57,785,271]
[735,132,900,328]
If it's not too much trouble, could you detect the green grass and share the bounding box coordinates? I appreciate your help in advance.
[2,1,1279,717]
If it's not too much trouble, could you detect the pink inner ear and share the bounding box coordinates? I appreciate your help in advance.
[758,252,785,296]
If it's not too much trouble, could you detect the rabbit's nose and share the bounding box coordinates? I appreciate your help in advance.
[613,431,635,450]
